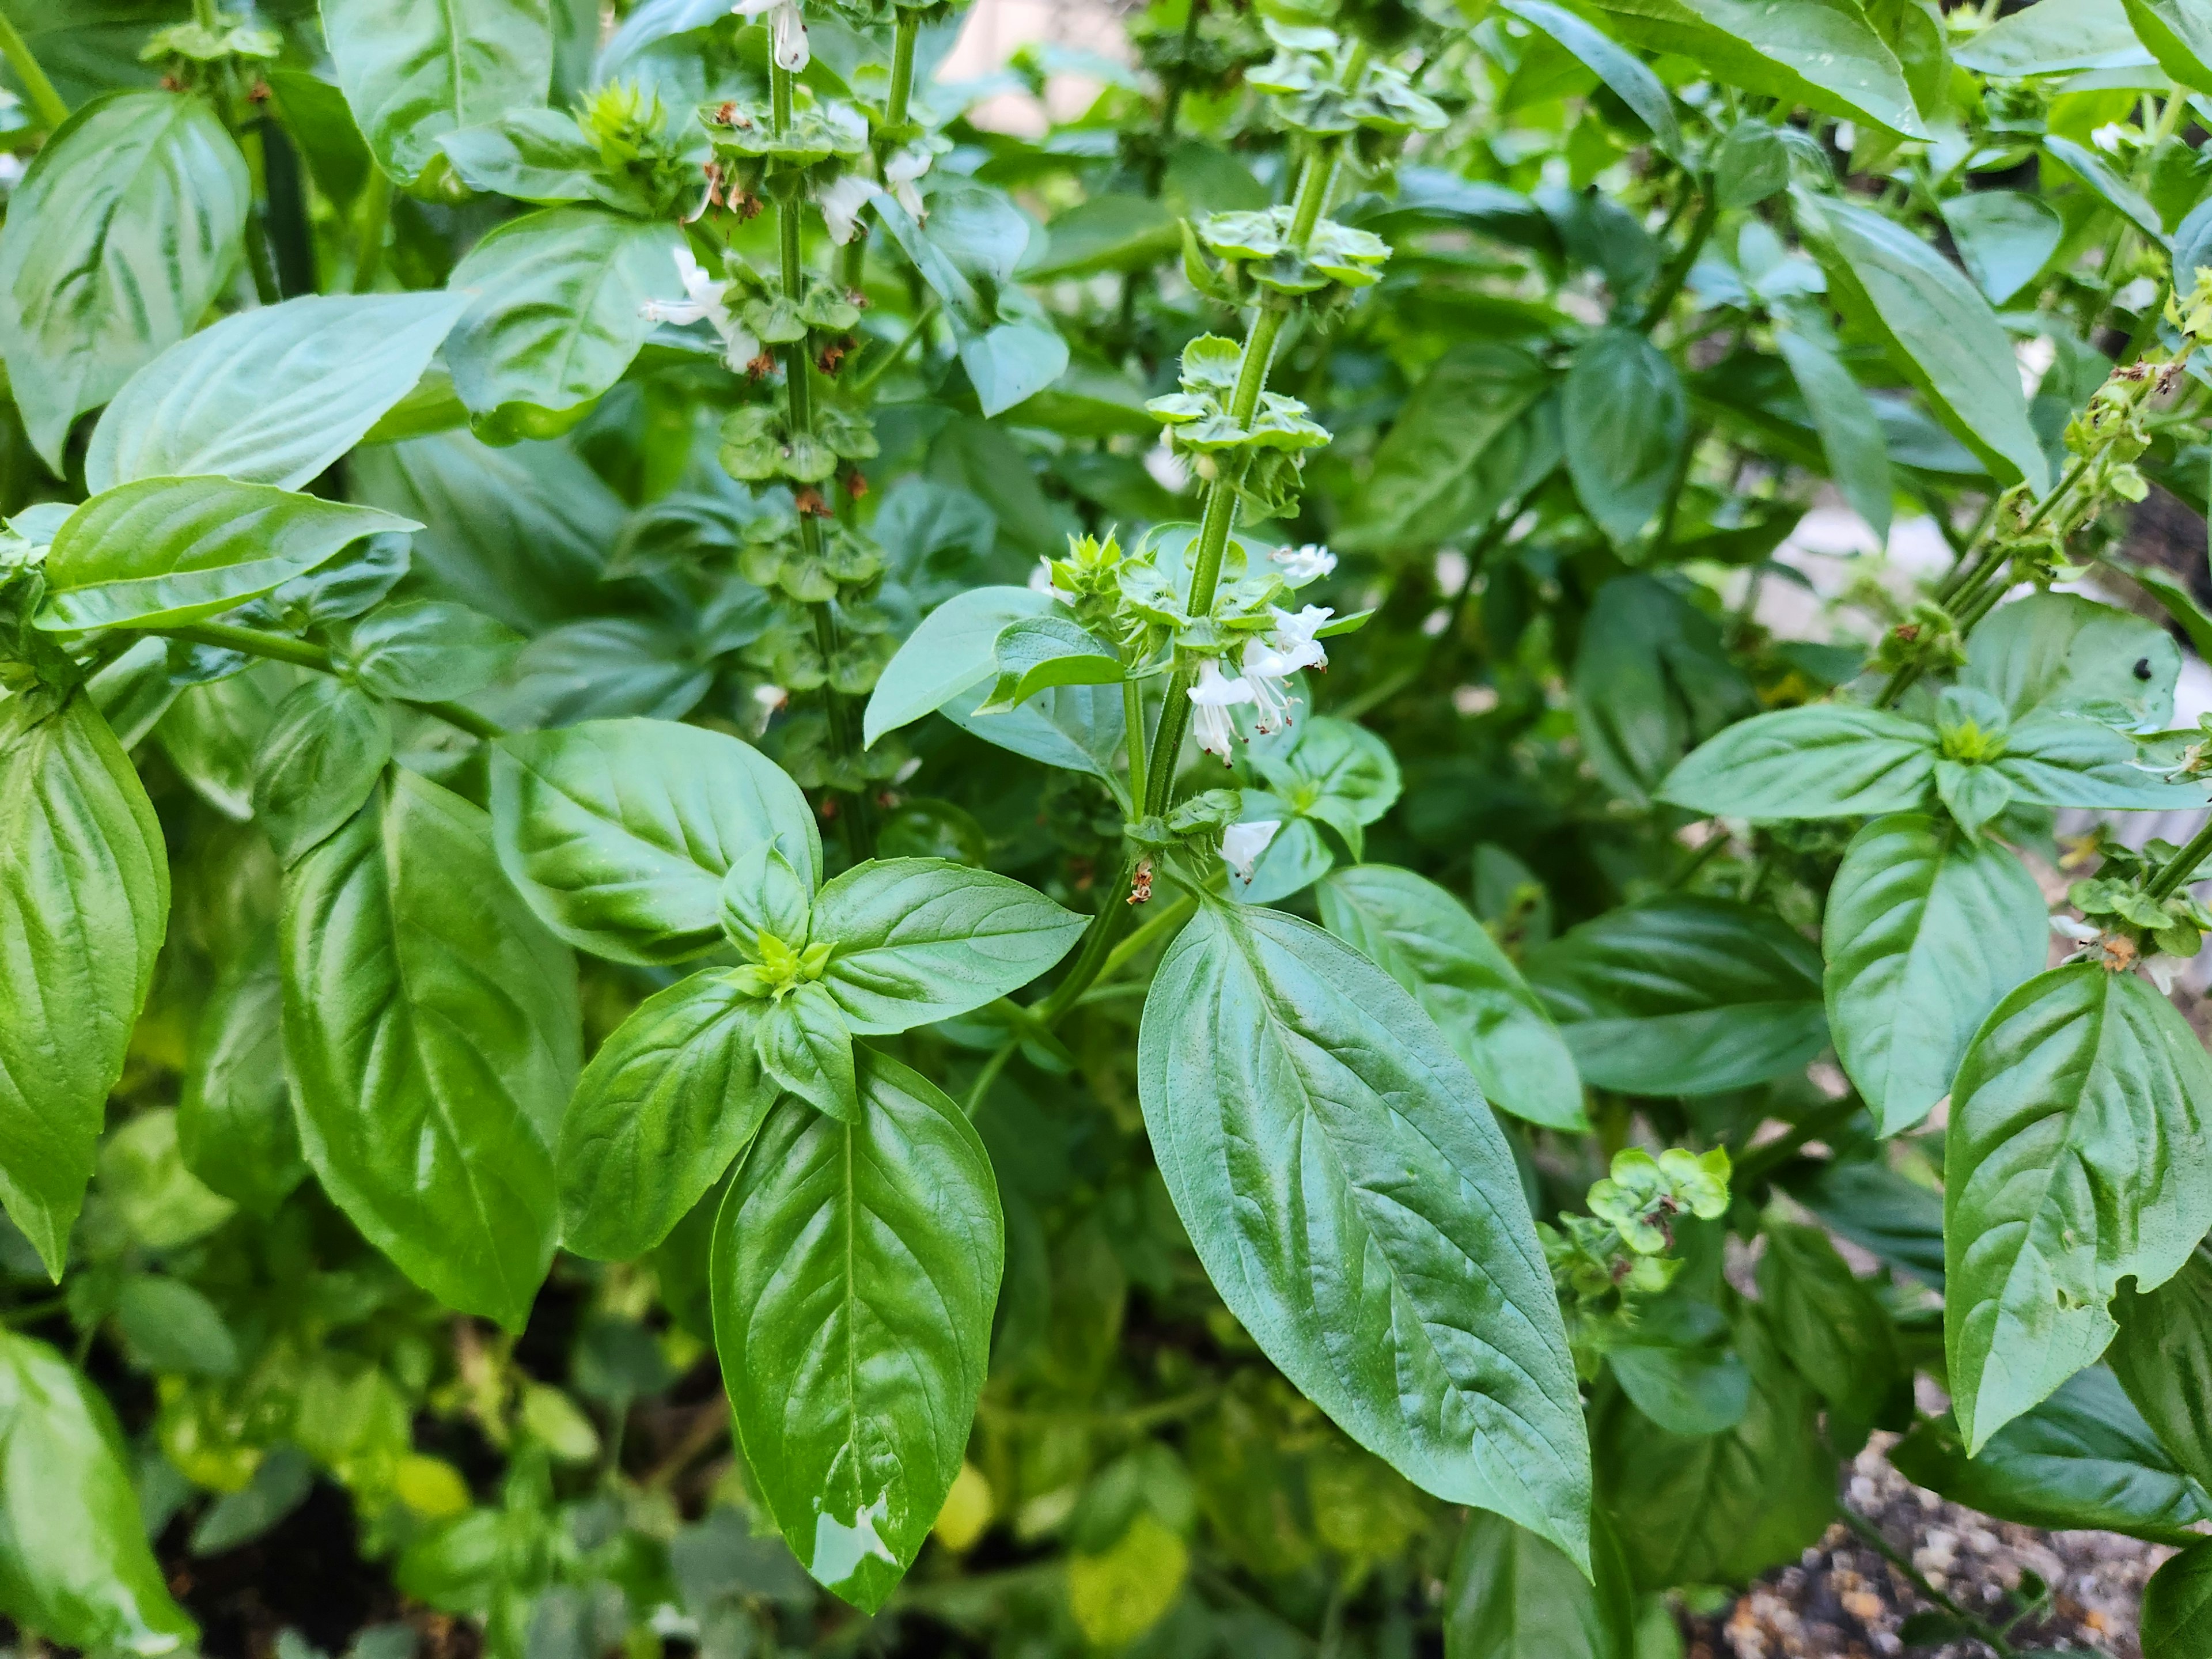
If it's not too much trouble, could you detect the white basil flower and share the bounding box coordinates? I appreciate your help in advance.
[640,247,761,368]
[1187,658,1256,763]
[1221,819,1281,882]
[1271,542,1336,584]
[816,172,874,244]
[733,0,809,71]
[884,141,934,219]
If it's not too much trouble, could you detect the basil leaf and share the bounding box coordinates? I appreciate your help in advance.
[282,769,580,1329]
[1782,1154,1945,1287]
[343,599,523,702]
[1823,813,2048,1135]
[84,291,471,493]
[37,478,419,633]
[439,107,601,200]
[1891,1368,2212,1544]
[1965,591,2180,729]
[0,1332,196,1654]
[1499,1,1681,161]
[1796,190,2048,491]
[251,678,395,865]
[1138,902,1591,1566]
[491,718,820,966]
[0,91,249,469]
[1253,716,1402,861]
[977,614,1123,713]
[811,859,1085,1034]
[1228,802,1338,907]
[1991,715,2207,809]
[1562,329,1685,547]
[1608,1340,1752,1436]
[445,207,685,427]
[0,691,169,1275]
[863,586,1051,747]
[941,677,1129,793]
[478,617,714,728]
[2126,0,2212,90]
[2112,1245,2212,1492]
[1660,704,1937,819]
[1443,1508,1635,1659]
[1573,575,1756,806]
[1527,896,1827,1097]
[1953,0,2152,75]
[559,971,774,1261]
[1939,191,2064,306]
[1756,1223,1903,1448]
[323,0,554,187]
[1317,865,1585,1132]
[1773,327,1892,543]
[157,664,295,823]
[1945,963,2212,1452]
[713,1050,1002,1611]
[2146,1537,2212,1657]
[756,982,858,1122]
[178,929,307,1218]
[2045,134,2168,244]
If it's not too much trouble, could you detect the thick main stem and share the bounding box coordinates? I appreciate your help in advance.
[0,8,67,132]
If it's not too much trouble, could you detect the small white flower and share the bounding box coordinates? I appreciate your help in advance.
[1239,637,1301,733]
[2092,122,2129,154]
[816,172,874,244]
[1222,819,1281,882]
[2149,955,2180,994]
[1188,658,1255,763]
[1266,604,1333,671]
[1271,542,1336,584]
[884,140,934,220]
[753,683,790,714]
[641,247,761,367]
[2050,915,2101,944]
[1028,558,1073,601]
[733,0,809,70]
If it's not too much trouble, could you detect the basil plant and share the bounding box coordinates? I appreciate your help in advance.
[10,0,2212,1652]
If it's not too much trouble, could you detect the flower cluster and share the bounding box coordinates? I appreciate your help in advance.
[1186,601,1334,762]
[1540,1148,1732,1380]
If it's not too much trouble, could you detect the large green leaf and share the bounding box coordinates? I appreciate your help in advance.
[1137,901,1592,1566]
[1796,190,2048,490]
[0,1332,196,1654]
[1939,192,2063,306]
[863,586,1052,747]
[1822,813,2048,1135]
[2126,0,2212,90]
[713,1049,1002,1612]
[1774,327,1892,543]
[1500,0,1681,159]
[1443,1509,1634,1659]
[2145,1537,2212,1658]
[84,292,471,494]
[1953,0,2152,74]
[156,663,295,823]
[322,0,554,186]
[250,677,394,866]
[2112,1245,2212,1491]
[1562,329,1685,546]
[282,769,580,1330]
[559,971,774,1261]
[178,929,308,1219]
[0,691,168,1275]
[1571,575,1756,806]
[1755,1223,1902,1448]
[445,207,684,427]
[1945,963,2212,1453]
[1526,897,1827,1096]
[1991,715,2207,810]
[1891,1368,2212,1544]
[1337,346,1556,558]
[1965,592,2180,730]
[36,479,418,632]
[490,718,819,966]
[0,91,249,469]
[1317,865,1585,1132]
[1660,704,1936,819]
[810,859,1085,1034]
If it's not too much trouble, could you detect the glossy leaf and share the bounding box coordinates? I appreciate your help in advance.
[864,586,1051,746]
[323,0,554,186]
[251,678,395,866]
[1774,328,1892,543]
[1990,715,2207,810]
[978,615,1123,712]
[1939,192,2063,306]
[1138,901,1592,1566]
[1953,0,2152,75]
[37,478,418,633]
[1945,963,2212,1453]
[2145,1537,2212,1658]
[177,931,308,1218]
[756,982,858,1122]
[1527,896,1828,1097]
[1755,1222,1902,1444]
[490,718,820,966]
[0,691,169,1275]
[1572,575,1756,806]
[1660,704,1937,820]
[282,769,580,1329]
[559,971,774,1261]
[1822,813,2048,1135]
[2126,0,2212,90]
[1499,0,1681,160]
[1608,1339,1752,1437]
[0,92,249,469]
[1563,328,1685,546]
[1317,864,1585,1132]
[1965,591,2180,729]
[157,664,293,823]
[2112,1246,2212,1493]
[344,600,522,703]
[1444,1509,1634,1659]
[810,859,1085,1034]
[84,291,471,493]
[713,1050,1002,1611]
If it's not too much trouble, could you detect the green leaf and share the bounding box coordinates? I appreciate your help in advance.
[1336,346,1557,558]
[36,478,419,633]
[343,599,522,702]
[282,769,580,1330]
[1563,329,1686,546]
[0,1332,196,1654]
[863,586,1051,747]
[178,929,308,1218]
[1822,813,2049,1135]
[2126,0,2212,90]
[976,615,1123,713]
[1796,190,2048,491]
[559,971,774,1261]
[1444,1508,1634,1659]
[1138,901,1592,1566]
[1317,865,1586,1132]
[1573,576,1757,807]
[942,679,1128,795]
[0,91,249,470]
[1965,592,2179,729]
[1755,1223,1902,1446]
[1991,715,2207,809]
[1774,328,1893,543]
[116,1274,239,1378]
[1500,0,1682,160]
[1527,896,1828,1096]
[2112,1245,2212,1491]
[190,1447,314,1557]
[810,859,1085,1035]
[1782,1155,1945,1286]
[1891,1368,2212,1544]
[1660,704,1937,819]
[1608,1339,1752,1435]
[2045,135,2169,245]
[323,0,553,187]
[0,691,169,1275]
[756,982,857,1123]
[1029,194,1180,280]
[1945,963,2212,1453]
[251,678,394,866]
[1938,192,2064,306]
[713,1050,1002,1612]
[1953,0,2153,75]
[445,207,685,429]
[84,291,471,494]
[100,1110,235,1249]
[439,107,600,200]
[2145,1537,2212,1657]
[490,718,820,967]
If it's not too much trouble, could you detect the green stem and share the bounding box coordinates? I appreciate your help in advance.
[849,300,937,396]
[1838,1507,2018,1658]
[152,623,505,741]
[351,165,394,294]
[884,12,918,130]
[2147,815,2212,901]
[1638,181,1717,331]
[191,0,218,29]
[0,7,67,132]
[1122,678,1149,809]
[243,204,282,305]
[963,1041,1016,1117]
[1036,857,1144,1022]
